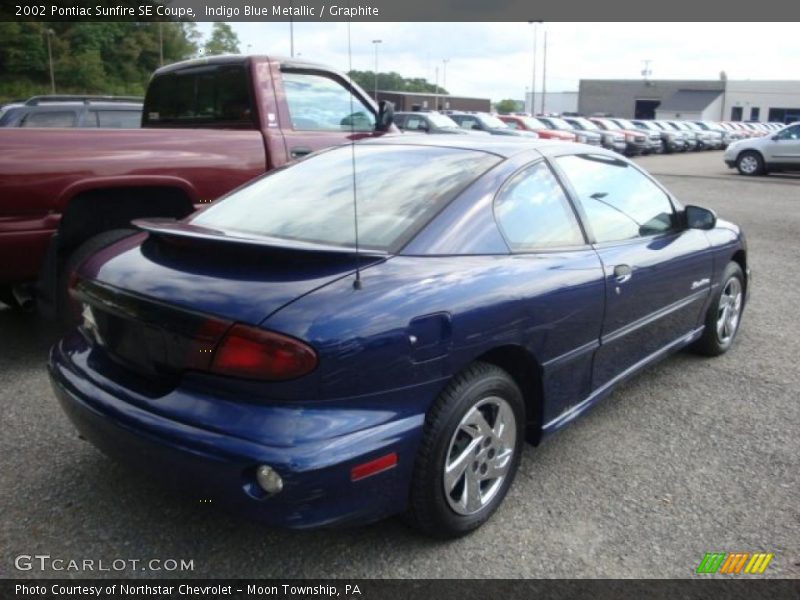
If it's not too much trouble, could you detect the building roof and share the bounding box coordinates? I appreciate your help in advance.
[659,90,722,111]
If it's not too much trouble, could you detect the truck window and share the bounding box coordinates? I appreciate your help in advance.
[20,111,77,128]
[143,64,254,127]
[282,71,375,132]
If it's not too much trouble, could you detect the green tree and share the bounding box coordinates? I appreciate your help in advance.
[347,70,447,95]
[0,22,199,101]
[203,23,240,56]
[494,99,520,114]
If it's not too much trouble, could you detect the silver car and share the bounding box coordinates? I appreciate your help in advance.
[724,122,800,175]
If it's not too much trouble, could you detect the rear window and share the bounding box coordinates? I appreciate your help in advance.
[143,64,254,127]
[191,145,500,252]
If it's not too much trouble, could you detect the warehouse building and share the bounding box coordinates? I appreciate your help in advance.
[374,91,490,113]
[525,91,579,115]
[579,79,800,123]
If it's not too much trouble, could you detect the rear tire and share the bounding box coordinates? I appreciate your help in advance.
[405,361,525,538]
[57,229,136,322]
[736,151,765,176]
[692,262,745,356]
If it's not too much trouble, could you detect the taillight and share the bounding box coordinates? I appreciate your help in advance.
[210,324,317,381]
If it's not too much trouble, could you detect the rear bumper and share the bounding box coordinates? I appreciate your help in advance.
[49,336,427,528]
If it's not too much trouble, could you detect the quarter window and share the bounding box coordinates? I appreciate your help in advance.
[282,71,375,132]
[556,154,676,243]
[494,161,585,251]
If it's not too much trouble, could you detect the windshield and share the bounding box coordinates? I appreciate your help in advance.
[614,119,636,129]
[632,121,653,131]
[191,145,500,252]
[427,113,460,128]
[544,117,573,130]
[478,114,509,129]
[570,117,599,131]
[522,117,547,129]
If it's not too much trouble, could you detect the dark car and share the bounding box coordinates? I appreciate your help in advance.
[448,112,537,137]
[394,111,477,135]
[50,137,748,538]
[0,95,143,128]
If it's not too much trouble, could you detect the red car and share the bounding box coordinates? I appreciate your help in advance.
[498,115,576,141]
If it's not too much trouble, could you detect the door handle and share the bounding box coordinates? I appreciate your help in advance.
[290,146,312,158]
[613,264,633,284]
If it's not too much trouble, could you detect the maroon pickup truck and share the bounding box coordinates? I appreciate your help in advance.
[0,54,394,314]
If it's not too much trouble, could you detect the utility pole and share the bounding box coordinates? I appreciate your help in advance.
[372,39,382,101]
[289,0,294,57]
[158,23,164,66]
[540,29,548,115]
[45,28,55,94]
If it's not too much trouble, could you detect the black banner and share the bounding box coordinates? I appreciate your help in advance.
[4,0,800,21]
[3,579,800,600]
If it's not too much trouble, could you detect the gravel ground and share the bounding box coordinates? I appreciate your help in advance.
[1,151,798,579]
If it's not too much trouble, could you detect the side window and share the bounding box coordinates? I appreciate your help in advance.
[556,154,676,243]
[406,116,425,131]
[282,71,375,132]
[458,116,479,130]
[96,110,142,128]
[776,124,800,140]
[494,161,585,251]
[505,120,519,130]
[20,111,77,127]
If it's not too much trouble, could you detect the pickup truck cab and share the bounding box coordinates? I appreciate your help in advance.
[0,54,395,313]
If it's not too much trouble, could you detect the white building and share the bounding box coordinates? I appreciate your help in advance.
[525,91,579,115]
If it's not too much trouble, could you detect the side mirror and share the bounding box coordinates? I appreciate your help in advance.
[375,100,394,132]
[685,205,717,230]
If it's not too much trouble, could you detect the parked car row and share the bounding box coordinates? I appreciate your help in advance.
[0,95,143,128]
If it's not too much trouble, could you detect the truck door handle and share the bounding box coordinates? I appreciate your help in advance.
[290,147,312,158]
[613,264,632,283]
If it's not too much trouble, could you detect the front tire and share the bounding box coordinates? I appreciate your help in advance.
[736,150,765,176]
[692,262,745,356]
[405,362,525,538]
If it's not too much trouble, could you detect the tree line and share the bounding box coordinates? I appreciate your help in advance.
[0,22,449,104]
[0,22,241,102]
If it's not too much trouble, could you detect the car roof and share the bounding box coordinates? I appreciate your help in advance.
[358,134,601,159]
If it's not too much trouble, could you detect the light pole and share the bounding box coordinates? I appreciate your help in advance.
[528,22,538,114]
[442,58,449,109]
[540,28,548,115]
[372,39,382,101]
[45,28,55,94]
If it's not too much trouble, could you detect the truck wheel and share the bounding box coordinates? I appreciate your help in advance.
[405,362,525,538]
[736,151,765,176]
[57,229,136,322]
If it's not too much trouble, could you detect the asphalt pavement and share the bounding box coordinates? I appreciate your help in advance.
[1,151,798,579]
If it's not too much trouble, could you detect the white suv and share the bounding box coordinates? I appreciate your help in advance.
[724,122,800,175]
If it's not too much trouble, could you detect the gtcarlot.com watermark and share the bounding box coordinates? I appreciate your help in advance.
[14,554,194,573]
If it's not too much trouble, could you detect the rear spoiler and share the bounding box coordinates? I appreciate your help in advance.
[133,218,389,258]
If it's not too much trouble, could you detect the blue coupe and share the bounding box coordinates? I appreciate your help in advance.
[49,137,749,537]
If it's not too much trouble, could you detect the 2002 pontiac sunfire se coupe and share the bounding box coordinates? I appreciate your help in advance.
[49,137,749,538]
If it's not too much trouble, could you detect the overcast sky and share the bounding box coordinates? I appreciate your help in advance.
[196,22,798,101]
